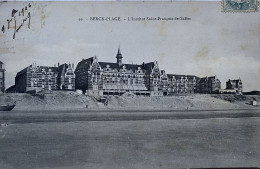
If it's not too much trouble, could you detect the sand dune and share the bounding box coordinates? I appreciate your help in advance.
[1,91,259,111]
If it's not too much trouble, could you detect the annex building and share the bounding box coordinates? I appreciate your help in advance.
[75,48,221,97]
[15,62,75,93]
[219,79,243,95]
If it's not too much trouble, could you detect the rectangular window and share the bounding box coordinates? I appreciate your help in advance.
[93,85,98,90]
[0,72,3,78]
[68,85,72,90]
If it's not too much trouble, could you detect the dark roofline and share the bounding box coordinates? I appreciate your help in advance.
[16,65,60,77]
[228,79,240,82]
[75,57,94,74]
[16,66,30,77]
[75,57,156,75]
[200,75,216,79]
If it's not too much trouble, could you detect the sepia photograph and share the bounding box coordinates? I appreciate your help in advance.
[0,0,259,168]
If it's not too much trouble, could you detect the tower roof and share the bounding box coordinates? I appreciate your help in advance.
[116,47,123,58]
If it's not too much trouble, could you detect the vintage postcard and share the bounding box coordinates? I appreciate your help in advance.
[0,1,259,169]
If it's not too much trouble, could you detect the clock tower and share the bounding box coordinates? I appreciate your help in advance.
[116,47,123,66]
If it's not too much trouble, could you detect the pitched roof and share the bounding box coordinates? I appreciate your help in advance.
[6,85,16,92]
[57,64,68,77]
[75,57,94,74]
[16,66,29,77]
[199,76,216,82]
[16,65,58,77]
[228,79,240,83]
[227,79,241,86]
[75,57,155,75]
[143,62,154,75]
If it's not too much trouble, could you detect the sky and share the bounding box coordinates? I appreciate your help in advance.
[0,1,259,92]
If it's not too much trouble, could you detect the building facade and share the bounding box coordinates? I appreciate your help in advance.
[12,49,224,96]
[219,79,243,95]
[166,74,200,95]
[196,76,221,94]
[15,62,75,93]
[75,49,153,96]
[75,48,205,97]
[0,61,5,93]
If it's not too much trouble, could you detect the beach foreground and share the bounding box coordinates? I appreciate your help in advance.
[0,109,260,169]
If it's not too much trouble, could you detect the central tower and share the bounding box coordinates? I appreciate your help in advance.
[116,47,123,66]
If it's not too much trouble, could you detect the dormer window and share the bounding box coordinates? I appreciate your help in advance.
[137,67,142,73]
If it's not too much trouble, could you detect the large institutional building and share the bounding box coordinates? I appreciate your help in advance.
[10,48,243,96]
[15,62,75,93]
[75,48,222,97]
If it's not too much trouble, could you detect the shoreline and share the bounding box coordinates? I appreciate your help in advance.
[1,109,259,124]
[3,107,260,112]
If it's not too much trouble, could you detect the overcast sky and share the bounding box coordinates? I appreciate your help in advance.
[0,1,259,92]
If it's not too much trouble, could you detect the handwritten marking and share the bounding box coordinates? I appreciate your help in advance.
[1,3,32,39]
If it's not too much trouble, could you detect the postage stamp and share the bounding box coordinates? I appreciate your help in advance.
[222,0,259,12]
